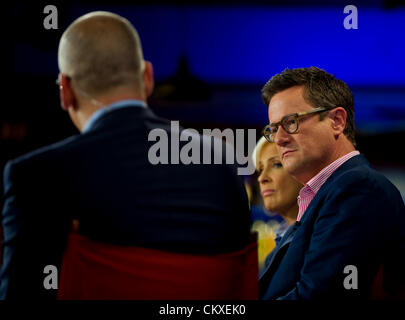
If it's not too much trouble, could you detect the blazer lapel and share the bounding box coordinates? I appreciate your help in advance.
[259,221,301,296]
[295,154,370,228]
[259,155,370,297]
[260,221,301,278]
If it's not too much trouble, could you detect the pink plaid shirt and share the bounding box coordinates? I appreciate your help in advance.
[296,151,360,221]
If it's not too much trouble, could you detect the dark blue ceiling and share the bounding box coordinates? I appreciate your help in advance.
[11,2,405,132]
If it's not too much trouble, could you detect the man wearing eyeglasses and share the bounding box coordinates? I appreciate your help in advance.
[259,67,405,300]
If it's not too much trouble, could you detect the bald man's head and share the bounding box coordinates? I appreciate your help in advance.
[58,11,145,97]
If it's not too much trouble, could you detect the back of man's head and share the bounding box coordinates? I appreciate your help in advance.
[58,11,144,97]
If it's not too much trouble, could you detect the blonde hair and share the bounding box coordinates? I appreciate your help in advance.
[252,136,273,171]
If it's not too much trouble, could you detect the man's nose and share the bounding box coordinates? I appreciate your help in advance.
[274,126,290,147]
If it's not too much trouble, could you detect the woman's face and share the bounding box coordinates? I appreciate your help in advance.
[257,143,302,214]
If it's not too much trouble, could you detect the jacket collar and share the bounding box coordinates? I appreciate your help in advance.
[82,104,158,134]
[299,154,370,226]
[82,100,147,133]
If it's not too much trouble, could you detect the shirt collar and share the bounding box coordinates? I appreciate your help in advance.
[82,99,147,133]
[305,150,360,195]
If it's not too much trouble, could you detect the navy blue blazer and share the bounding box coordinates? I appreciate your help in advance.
[260,154,405,300]
[0,106,251,299]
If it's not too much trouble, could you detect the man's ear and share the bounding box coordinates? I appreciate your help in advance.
[143,61,154,98]
[329,107,347,135]
[59,74,77,111]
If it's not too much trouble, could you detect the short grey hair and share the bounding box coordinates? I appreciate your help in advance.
[58,11,145,96]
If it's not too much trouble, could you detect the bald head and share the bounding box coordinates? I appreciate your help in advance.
[58,11,145,97]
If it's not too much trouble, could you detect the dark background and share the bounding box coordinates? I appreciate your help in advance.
[3,0,405,201]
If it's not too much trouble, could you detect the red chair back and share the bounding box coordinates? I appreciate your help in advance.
[370,262,405,300]
[57,233,258,300]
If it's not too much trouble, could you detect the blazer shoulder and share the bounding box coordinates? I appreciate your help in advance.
[325,161,404,215]
[4,134,81,174]
[333,162,397,192]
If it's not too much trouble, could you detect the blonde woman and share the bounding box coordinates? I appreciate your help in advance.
[252,137,302,263]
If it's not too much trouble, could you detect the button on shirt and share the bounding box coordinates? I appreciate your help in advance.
[296,151,360,221]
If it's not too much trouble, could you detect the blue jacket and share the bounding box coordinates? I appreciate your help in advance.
[259,154,405,299]
[0,106,251,299]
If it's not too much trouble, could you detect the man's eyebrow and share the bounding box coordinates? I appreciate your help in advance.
[270,113,289,124]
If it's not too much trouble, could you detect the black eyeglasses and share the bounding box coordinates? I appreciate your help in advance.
[262,106,336,142]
